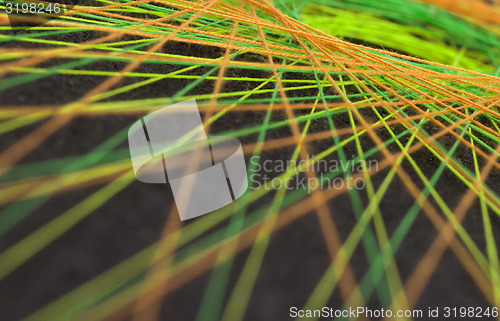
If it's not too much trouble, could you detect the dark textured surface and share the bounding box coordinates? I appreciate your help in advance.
[0,36,499,321]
